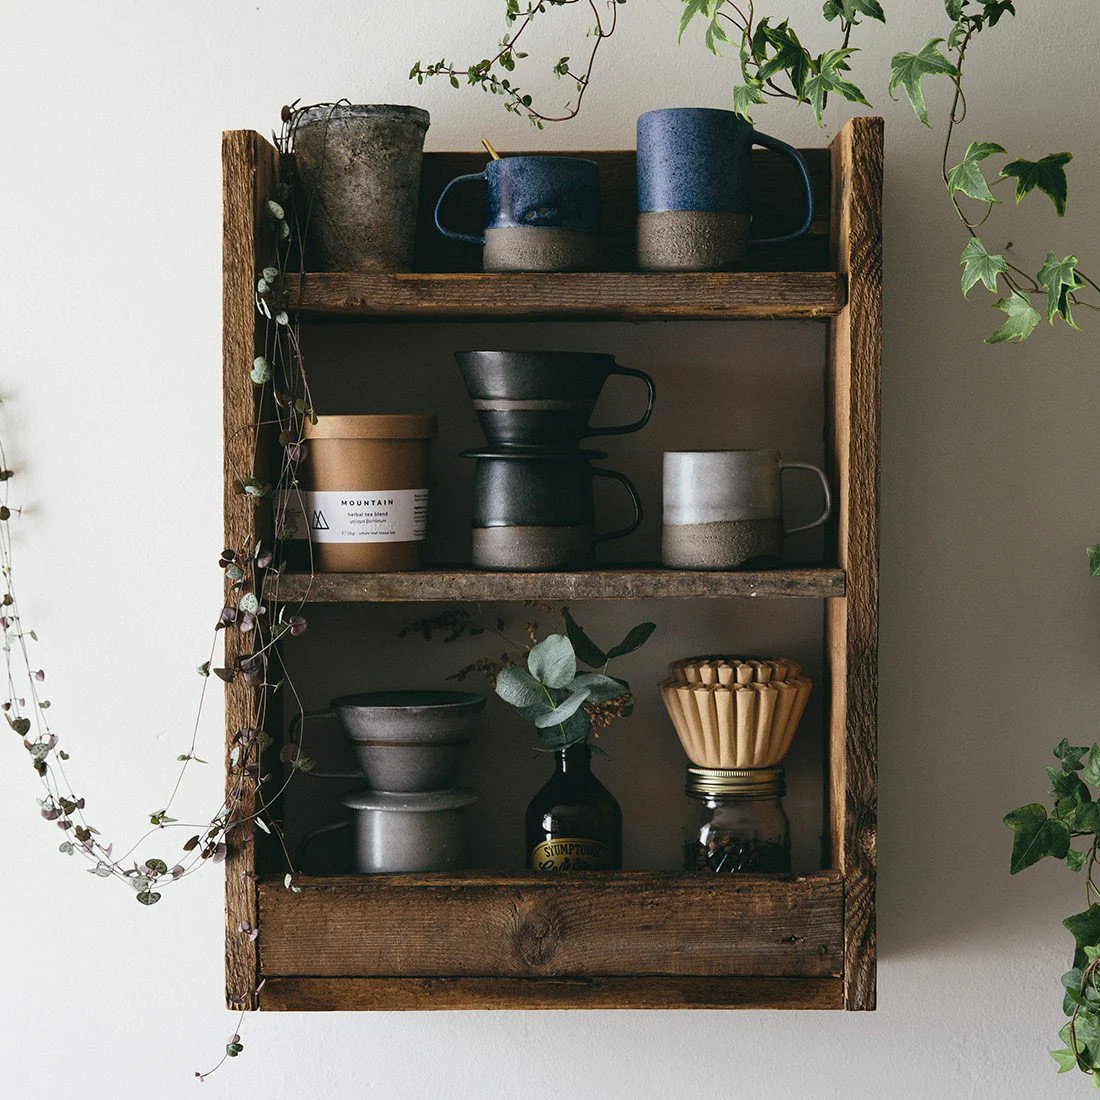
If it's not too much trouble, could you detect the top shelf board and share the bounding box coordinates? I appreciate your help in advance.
[282,270,847,322]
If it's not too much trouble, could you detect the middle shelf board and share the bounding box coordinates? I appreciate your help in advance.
[273,566,845,603]
[281,270,848,321]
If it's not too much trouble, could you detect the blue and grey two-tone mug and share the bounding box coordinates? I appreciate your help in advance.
[636,108,814,271]
[434,155,603,271]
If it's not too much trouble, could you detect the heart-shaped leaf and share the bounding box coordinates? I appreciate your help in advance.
[528,634,576,689]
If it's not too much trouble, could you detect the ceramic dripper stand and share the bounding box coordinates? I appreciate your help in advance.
[293,692,485,874]
[658,656,813,873]
[455,351,654,571]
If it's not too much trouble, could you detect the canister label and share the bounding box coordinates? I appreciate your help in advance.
[530,837,614,871]
[277,489,428,543]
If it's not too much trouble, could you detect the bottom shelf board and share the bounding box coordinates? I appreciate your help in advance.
[259,974,844,1011]
[274,566,846,603]
[258,869,843,1011]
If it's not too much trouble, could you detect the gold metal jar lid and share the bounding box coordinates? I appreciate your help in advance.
[685,766,786,799]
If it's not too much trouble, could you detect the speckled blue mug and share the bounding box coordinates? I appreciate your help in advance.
[637,108,814,271]
[434,155,603,271]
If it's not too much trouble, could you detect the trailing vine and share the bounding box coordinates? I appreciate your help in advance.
[416,0,1094,344]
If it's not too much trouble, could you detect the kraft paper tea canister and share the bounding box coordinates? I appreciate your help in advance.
[281,414,437,572]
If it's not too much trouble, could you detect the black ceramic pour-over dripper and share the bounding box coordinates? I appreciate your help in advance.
[456,350,655,450]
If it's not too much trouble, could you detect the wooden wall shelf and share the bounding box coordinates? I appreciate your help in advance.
[281,270,847,321]
[275,567,846,603]
[221,120,881,1015]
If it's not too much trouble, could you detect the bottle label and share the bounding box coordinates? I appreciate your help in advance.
[276,489,428,544]
[530,837,614,872]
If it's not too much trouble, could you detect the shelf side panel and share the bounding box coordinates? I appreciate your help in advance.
[258,872,843,981]
[259,975,844,1012]
[222,129,279,1011]
[827,117,882,1011]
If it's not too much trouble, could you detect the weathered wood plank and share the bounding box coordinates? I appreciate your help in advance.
[222,129,279,1011]
[282,270,846,320]
[259,975,844,1011]
[273,566,845,603]
[826,117,882,1012]
[258,871,843,980]
[412,148,832,273]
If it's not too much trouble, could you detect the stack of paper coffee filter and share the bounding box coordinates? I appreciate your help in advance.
[659,657,812,768]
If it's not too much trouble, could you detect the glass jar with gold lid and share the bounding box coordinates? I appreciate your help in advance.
[683,766,791,873]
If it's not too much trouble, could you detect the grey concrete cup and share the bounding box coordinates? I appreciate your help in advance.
[289,690,486,792]
[292,104,430,272]
[298,787,479,873]
[662,450,832,570]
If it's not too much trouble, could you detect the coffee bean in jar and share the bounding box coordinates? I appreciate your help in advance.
[683,765,791,873]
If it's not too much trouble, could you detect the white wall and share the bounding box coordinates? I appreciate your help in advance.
[3,1,1098,1096]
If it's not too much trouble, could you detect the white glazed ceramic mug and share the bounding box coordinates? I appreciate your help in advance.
[661,449,832,570]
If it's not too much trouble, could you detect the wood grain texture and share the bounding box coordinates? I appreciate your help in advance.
[258,871,843,980]
[826,118,882,1011]
[274,566,846,603]
[222,130,279,1011]
[281,270,846,320]
[412,148,832,273]
[259,975,844,1012]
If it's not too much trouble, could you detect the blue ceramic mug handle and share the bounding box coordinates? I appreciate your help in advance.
[587,365,657,438]
[780,462,833,536]
[434,171,488,246]
[750,132,814,246]
[592,468,644,543]
[287,709,363,780]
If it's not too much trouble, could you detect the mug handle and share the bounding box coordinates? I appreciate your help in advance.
[294,819,351,873]
[750,132,814,246]
[287,709,364,780]
[592,468,644,543]
[587,365,657,438]
[434,171,488,246]
[780,462,833,536]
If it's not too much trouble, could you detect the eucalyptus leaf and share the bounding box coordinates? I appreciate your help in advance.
[533,687,592,728]
[536,705,591,749]
[563,609,607,668]
[528,634,576,688]
[606,621,656,660]
[495,664,545,708]
[570,672,629,703]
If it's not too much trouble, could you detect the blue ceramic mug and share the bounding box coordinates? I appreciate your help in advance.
[636,108,814,271]
[434,155,603,271]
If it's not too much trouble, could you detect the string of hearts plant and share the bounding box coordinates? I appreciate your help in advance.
[1,105,346,1079]
[415,0,1096,344]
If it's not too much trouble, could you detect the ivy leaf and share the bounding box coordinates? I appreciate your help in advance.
[563,610,607,668]
[1068,849,1089,873]
[1000,153,1072,216]
[986,292,1040,345]
[533,687,592,729]
[678,0,720,43]
[528,634,577,689]
[1051,1047,1079,1073]
[757,21,811,98]
[888,39,958,127]
[1085,745,1100,787]
[946,141,1006,204]
[1057,739,1091,772]
[731,81,767,121]
[1089,545,1100,577]
[1004,803,1070,873]
[944,0,966,17]
[494,664,544,708]
[1036,252,1083,328]
[606,622,657,661]
[822,0,885,23]
[983,1,1016,28]
[804,48,871,126]
[960,237,1007,297]
[1065,905,1100,968]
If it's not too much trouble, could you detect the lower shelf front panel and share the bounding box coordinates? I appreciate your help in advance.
[257,870,843,1010]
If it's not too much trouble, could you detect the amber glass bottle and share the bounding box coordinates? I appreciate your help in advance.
[525,743,622,871]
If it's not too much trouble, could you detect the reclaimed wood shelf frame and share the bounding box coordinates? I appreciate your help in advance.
[222,118,882,1014]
